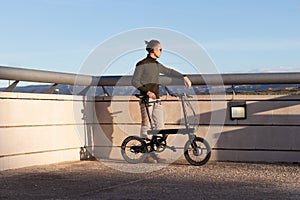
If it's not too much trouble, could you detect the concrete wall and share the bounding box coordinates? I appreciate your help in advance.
[1,92,300,171]
[91,94,300,163]
[0,92,85,171]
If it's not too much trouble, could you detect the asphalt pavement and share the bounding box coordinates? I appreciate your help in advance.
[1,160,299,200]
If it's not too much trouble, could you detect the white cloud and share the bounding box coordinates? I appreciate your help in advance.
[248,66,300,73]
[222,66,300,74]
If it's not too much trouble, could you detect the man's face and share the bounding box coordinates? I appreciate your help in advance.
[153,44,162,58]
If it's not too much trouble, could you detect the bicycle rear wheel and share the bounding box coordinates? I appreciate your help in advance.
[121,136,147,164]
[184,137,211,166]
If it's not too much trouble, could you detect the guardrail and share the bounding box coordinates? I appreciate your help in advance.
[1,66,300,93]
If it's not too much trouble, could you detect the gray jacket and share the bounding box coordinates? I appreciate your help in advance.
[132,55,184,98]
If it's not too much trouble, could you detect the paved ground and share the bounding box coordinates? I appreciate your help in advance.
[0,160,299,200]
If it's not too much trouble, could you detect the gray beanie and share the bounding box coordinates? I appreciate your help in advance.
[145,40,160,52]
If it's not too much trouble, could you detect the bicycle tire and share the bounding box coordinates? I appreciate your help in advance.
[121,136,147,164]
[184,137,211,166]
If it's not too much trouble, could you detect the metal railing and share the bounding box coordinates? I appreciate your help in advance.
[1,65,300,94]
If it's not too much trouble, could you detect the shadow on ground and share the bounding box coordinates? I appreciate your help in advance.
[0,161,299,200]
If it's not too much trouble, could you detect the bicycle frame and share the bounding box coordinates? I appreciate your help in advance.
[141,93,196,142]
[180,94,190,129]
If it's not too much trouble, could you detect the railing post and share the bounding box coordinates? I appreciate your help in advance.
[4,80,19,92]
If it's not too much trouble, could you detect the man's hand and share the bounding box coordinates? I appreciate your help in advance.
[147,91,156,99]
[184,76,192,88]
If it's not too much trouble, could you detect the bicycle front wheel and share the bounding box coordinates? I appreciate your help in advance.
[121,136,147,164]
[184,137,211,166]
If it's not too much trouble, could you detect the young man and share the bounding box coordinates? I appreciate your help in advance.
[131,40,192,163]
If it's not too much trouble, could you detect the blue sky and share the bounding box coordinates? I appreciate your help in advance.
[1,0,300,76]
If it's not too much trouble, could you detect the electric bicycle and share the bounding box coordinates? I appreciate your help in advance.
[121,92,211,166]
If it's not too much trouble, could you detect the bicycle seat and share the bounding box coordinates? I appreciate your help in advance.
[134,94,148,100]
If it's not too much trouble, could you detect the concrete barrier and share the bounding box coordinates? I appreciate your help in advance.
[1,92,300,171]
[0,92,83,171]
